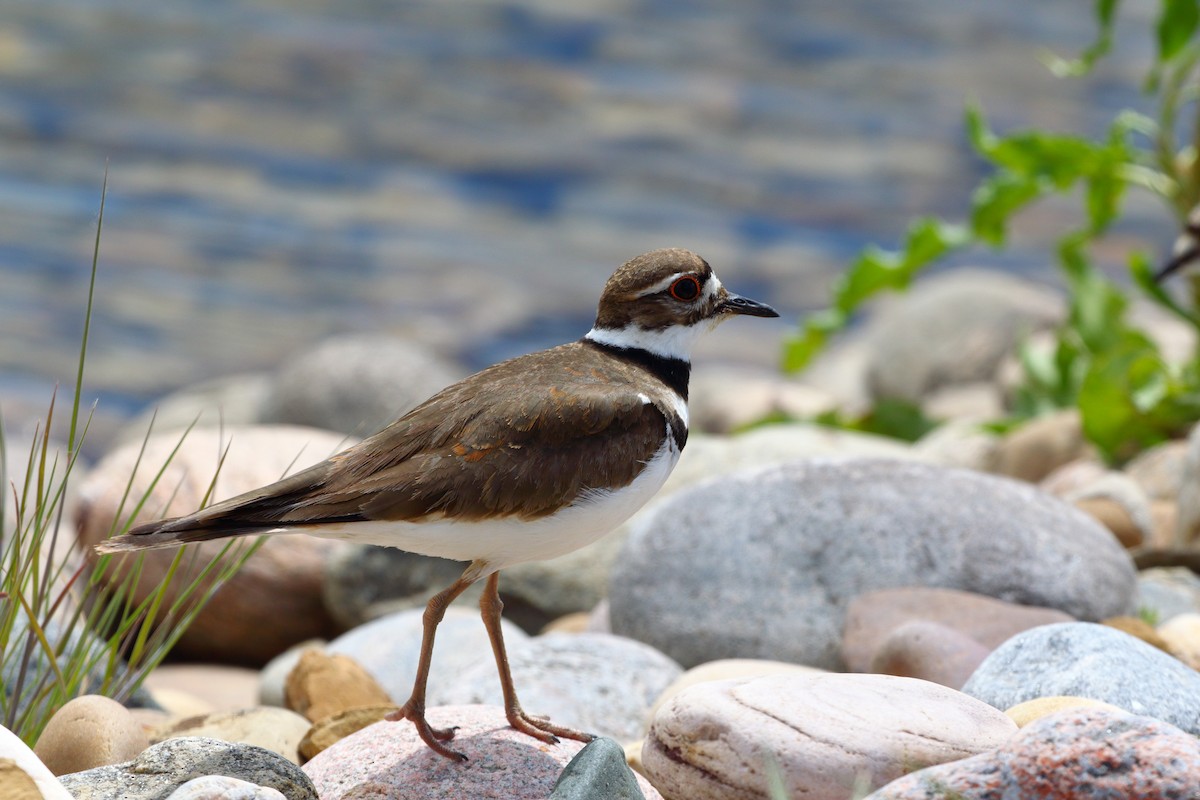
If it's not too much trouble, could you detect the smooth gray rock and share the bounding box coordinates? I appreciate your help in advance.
[435,633,682,742]
[863,268,1063,402]
[961,622,1200,735]
[261,334,462,437]
[609,458,1137,669]
[326,606,527,702]
[551,737,646,800]
[58,737,317,800]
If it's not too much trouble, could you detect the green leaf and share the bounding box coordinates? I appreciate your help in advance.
[1158,0,1200,63]
[1046,0,1121,76]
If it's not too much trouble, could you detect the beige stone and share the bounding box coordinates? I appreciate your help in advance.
[284,650,393,723]
[994,409,1092,483]
[0,727,72,800]
[1158,612,1200,670]
[624,738,646,777]
[1101,616,1171,653]
[298,704,396,761]
[540,611,592,635]
[33,695,148,776]
[1004,696,1124,727]
[0,759,42,800]
[1074,497,1142,549]
[157,706,311,764]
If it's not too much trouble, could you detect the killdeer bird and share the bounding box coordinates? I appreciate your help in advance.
[97,247,778,761]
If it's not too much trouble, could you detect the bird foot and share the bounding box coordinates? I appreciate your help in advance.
[505,706,595,746]
[387,701,466,761]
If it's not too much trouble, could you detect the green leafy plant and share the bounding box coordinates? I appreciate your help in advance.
[783,0,1200,463]
[0,175,256,745]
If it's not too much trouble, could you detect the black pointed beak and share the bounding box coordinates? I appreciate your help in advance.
[719,292,779,318]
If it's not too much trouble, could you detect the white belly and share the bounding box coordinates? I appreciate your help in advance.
[294,438,680,571]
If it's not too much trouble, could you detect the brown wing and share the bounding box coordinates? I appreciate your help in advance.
[281,342,671,522]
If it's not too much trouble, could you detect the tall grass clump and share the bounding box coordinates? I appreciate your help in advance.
[0,173,256,746]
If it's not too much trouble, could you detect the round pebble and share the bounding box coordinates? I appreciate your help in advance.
[33,694,148,776]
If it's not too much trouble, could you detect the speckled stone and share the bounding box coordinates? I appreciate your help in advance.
[643,673,1016,800]
[962,622,1200,736]
[865,707,1200,799]
[302,706,663,799]
[613,459,1132,670]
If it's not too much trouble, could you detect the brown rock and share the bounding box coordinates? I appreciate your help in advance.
[75,426,356,665]
[1102,615,1171,653]
[33,695,148,776]
[842,587,1075,673]
[994,409,1092,483]
[1157,612,1200,670]
[1073,497,1142,548]
[284,650,393,722]
[298,704,395,761]
[0,759,45,800]
[1148,500,1179,549]
[1123,440,1187,501]
[869,619,991,689]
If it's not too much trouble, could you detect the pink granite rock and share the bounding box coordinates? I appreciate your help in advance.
[642,673,1016,800]
[302,705,662,800]
[865,707,1200,799]
[842,587,1074,672]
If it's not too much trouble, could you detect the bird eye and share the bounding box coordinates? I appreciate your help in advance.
[669,276,701,301]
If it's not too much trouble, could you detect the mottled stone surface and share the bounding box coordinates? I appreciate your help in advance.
[303,706,662,799]
[643,673,1016,800]
[866,707,1200,799]
[962,622,1200,735]
[612,458,1135,669]
[58,737,317,800]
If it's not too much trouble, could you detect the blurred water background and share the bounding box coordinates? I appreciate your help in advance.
[0,0,1176,452]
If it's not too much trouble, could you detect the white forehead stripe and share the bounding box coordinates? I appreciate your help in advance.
[635,270,710,298]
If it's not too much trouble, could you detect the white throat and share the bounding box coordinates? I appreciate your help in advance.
[584,321,714,361]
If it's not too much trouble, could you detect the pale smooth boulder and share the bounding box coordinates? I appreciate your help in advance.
[643,673,1016,800]
[33,695,148,775]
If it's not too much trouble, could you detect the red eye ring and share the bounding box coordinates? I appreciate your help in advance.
[669,276,701,301]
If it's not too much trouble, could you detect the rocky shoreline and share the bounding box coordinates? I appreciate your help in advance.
[4,266,1200,798]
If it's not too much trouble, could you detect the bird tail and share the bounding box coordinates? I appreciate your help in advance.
[95,517,272,554]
